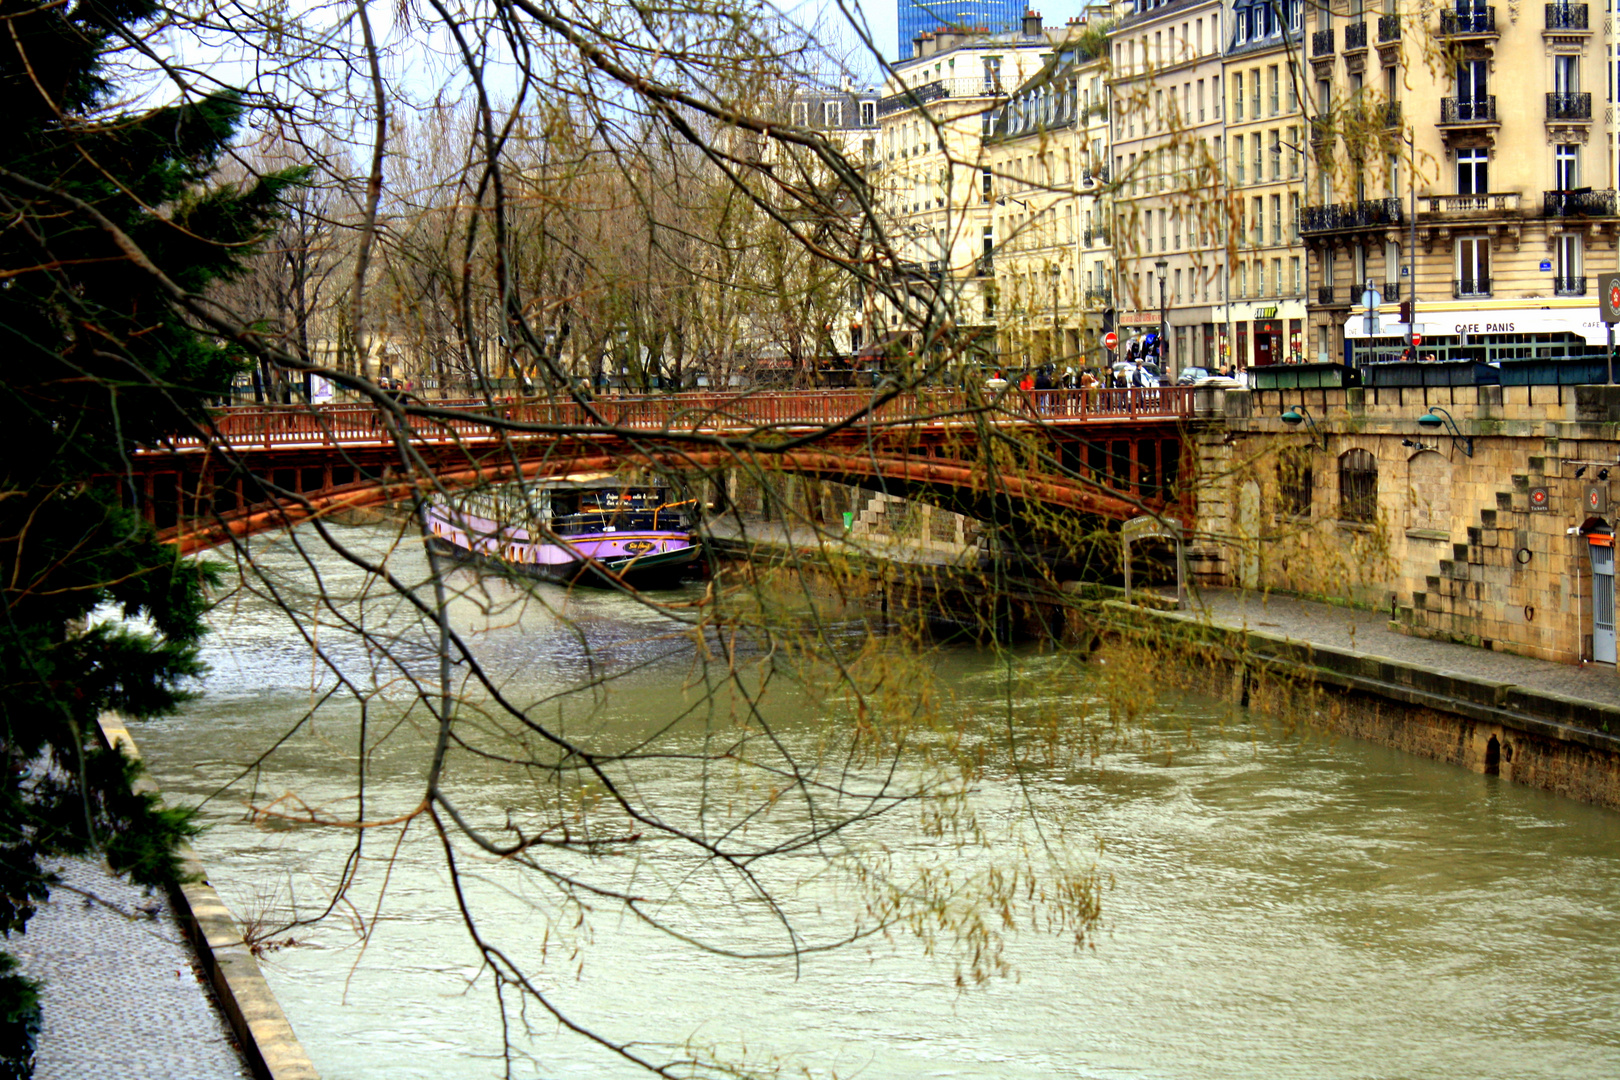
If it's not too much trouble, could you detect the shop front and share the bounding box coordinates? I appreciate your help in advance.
[1343,302,1608,370]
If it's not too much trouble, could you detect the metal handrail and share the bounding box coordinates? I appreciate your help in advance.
[152,388,1200,452]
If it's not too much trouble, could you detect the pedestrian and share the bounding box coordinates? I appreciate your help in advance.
[1034,365,1053,414]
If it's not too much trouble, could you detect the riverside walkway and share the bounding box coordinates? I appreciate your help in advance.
[1177,587,1620,711]
[10,858,251,1079]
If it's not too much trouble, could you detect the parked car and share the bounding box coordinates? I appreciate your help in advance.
[1177,367,1210,386]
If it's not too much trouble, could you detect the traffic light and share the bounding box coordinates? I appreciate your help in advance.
[1398,300,1413,323]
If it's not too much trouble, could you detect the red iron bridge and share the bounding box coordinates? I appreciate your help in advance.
[130,387,1202,552]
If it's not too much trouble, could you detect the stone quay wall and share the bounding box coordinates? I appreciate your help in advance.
[1189,383,1620,665]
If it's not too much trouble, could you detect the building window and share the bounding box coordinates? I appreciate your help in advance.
[823,101,842,128]
[1456,59,1489,118]
[791,102,808,126]
[982,167,993,203]
[1234,72,1244,120]
[1555,54,1579,97]
[1291,256,1302,294]
[1279,451,1313,518]
[860,100,876,126]
[1457,147,1489,195]
[1455,236,1491,296]
[1339,449,1378,524]
[1556,233,1584,295]
[1556,144,1580,190]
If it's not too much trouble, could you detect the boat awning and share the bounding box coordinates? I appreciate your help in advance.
[1343,306,1607,346]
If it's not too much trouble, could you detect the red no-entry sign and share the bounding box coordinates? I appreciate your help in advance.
[1412,333,1423,347]
[1103,331,1118,350]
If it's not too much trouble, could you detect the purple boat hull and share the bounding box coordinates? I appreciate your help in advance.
[425,505,699,586]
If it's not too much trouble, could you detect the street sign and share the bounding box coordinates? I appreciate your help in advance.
[1540,261,1553,272]
[1102,331,1119,350]
[1602,273,1620,324]
[1529,486,1550,511]
[1412,332,1423,347]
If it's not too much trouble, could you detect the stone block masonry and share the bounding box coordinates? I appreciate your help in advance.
[1115,601,1620,811]
[1200,384,1620,664]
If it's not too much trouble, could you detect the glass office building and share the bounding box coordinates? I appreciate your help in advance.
[897,0,1026,57]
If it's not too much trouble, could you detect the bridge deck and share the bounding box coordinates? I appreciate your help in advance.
[158,387,1194,453]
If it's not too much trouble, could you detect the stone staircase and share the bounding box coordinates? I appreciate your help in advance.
[1394,458,1569,661]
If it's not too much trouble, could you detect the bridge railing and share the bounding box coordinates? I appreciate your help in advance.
[172,387,1193,451]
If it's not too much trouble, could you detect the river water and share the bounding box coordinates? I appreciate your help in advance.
[134,522,1620,1080]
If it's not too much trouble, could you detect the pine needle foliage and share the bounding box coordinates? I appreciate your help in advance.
[0,0,304,1060]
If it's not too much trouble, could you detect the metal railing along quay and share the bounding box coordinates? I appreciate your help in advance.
[157,388,1198,453]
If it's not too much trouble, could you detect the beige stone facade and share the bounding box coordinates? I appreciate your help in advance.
[981,46,1113,371]
[1303,0,1620,364]
[875,24,1065,358]
[1106,0,1228,376]
[1217,12,1309,368]
[1199,384,1620,664]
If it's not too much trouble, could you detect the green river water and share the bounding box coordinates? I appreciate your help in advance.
[132,523,1620,1080]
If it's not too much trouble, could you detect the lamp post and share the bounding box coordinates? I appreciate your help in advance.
[1154,257,1170,381]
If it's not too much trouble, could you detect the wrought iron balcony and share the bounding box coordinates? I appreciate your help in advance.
[1317,285,1337,305]
[1545,2,1588,29]
[976,255,994,277]
[1378,13,1402,40]
[1439,6,1496,34]
[1382,281,1402,302]
[1084,286,1113,307]
[1544,188,1618,216]
[1454,277,1492,298]
[1441,96,1497,124]
[1345,21,1368,49]
[1547,92,1592,120]
[1380,101,1402,128]
[1311,28,1335,56]
[1554,275,1587,296]
[1299,198,1403,234]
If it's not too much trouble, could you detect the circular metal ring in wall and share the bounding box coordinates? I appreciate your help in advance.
[1525,605,1535,623]
[1515,547,1533,565]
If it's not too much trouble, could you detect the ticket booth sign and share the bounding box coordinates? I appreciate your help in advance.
[1529,486,1550,511]
[1588,486,1609,514]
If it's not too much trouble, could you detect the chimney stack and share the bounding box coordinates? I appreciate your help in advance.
[1022,9,1043,36]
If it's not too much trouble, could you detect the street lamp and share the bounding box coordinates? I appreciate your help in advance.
[1154,257,1170,381]
[1417,406,1474,457]
[1281,405,1329,450]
